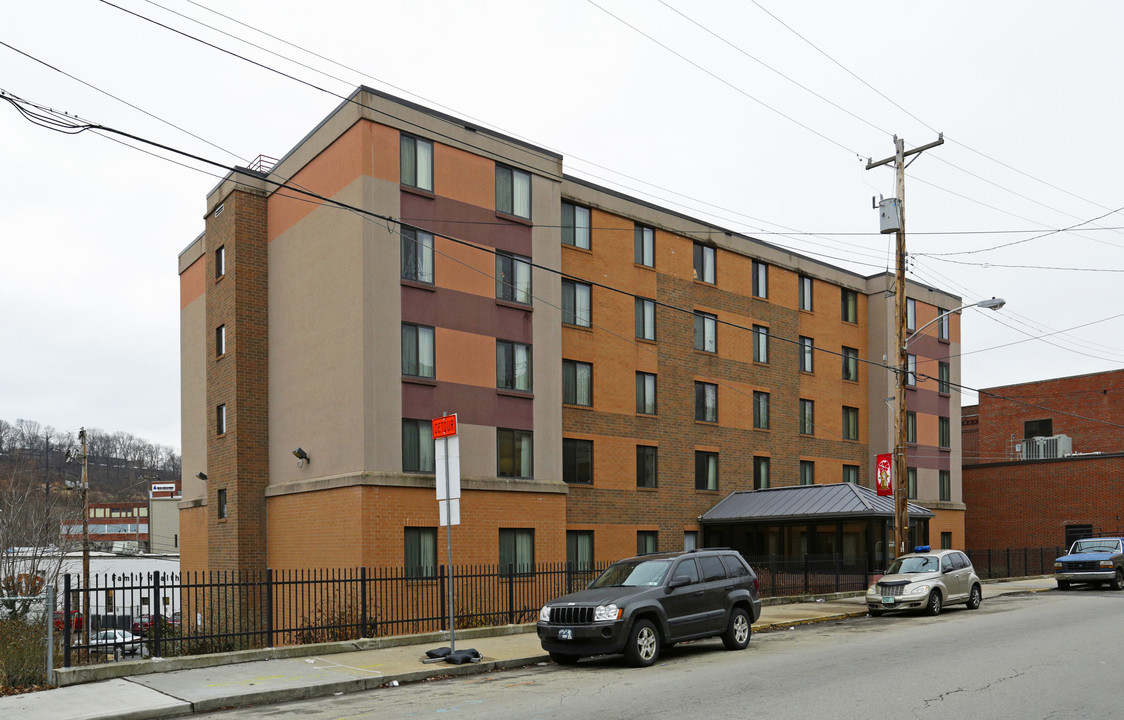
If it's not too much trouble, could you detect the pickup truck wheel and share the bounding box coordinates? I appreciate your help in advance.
[1112,568,1124,591]
[924,590,943,616]
[1057,580,1071,591]
[966,584,982,610]
[722,607,751,650]
[625,619,659,667]
[549,652,580,665]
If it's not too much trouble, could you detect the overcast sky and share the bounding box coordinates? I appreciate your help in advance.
[3,1,1122,451]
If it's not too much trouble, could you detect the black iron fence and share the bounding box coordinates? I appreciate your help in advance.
[59,547,1063,666]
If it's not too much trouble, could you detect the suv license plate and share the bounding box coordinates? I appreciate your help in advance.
[557,628,573,640]
[881,596,895,605]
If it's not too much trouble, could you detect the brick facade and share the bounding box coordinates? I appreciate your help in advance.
[963,369,1124,549]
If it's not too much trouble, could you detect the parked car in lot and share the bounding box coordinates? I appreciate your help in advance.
[1054,537,1124,590]
[536,548,762,667]
[131,614,167,636]
[89,629,142,656]
[52,610,83,632]
[867,547,982,616]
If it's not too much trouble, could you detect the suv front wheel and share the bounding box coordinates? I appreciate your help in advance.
[625,619,660,667]
[722,607,751,650]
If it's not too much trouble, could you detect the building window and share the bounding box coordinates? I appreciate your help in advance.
[905,354,917,387]
[907,467,917,499]
[906,298,917,332]
[216,404,226,436]
[499,528,534,575]
[402,324,436,378]
[402,419,435,473]
[400,134,433,191]
[695,382,717,422]
[636,445,658,488]
[495,252,532,304]
[497,429,533,478]
[497,341,532,392]
[404,527,437,578]
[842,406,859,441]
[752,261,768,299]
[799,336,814,372]
[567,531,594,571]
[933,362,951,396]
[215,245,225,280]
[753,457,770,490]
[694,312,717,353]
[1025,419,1053,438]
[693,244,715,283]
[637,531,658,555]
[562,360,592,406]
[635,298,656,341]
[401,227,435,284]
[684,531,698,551]
[495,164,531,219]
[799,460,815,486]
[842,346,859,381]
[563,439,593,484]
[561,280,592,327]
[939,470,951,502]
[753,326,769,364]
[940,531,952,550]
[634,225,654,267]
[939,416,951,448]
[799,399,814,435]
[216,325,226,357]
[799,275,813,311]
[937,311,950,341]
[695,451,718,491]
[217,488,227,519]
[843,465,859,484]
[906,411,917,444]
[562,202,591,249]
[636,372,657,415]
[841,288,858,323]
[753,391,770,430]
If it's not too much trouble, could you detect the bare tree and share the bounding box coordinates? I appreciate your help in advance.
[0,462,80,618]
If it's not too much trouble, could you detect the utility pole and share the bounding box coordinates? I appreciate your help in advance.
[866,133,943,559]
[79,428,90,647]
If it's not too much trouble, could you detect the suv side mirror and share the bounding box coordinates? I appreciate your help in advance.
[668,575,692,590]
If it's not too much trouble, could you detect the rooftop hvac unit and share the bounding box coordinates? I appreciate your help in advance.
[1018,434,1073,460]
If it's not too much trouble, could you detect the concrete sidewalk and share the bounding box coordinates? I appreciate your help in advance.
[0,577,1055,720]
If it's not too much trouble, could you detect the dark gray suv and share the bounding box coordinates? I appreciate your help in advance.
[537,549,762,667]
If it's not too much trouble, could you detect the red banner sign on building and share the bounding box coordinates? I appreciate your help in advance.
[876,453,893,496]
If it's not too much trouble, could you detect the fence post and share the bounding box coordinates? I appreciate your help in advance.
[438,565,447,632]
[834,554,841,594]
[63,573,72,668]
[265,569,274,648]
[152,573,162,658]
[566,561,573,596]
[803,554,809,595]
[360,567,368,638]
[987,549,992,579]
[770,555,777,598]
[1023,547,1029,577]
[507,564,516,626]
[1006,548,1011,579]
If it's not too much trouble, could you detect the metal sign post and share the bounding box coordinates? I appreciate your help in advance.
[433,413,460,653]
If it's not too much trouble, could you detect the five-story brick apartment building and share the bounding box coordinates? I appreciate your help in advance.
[178,87,966,573]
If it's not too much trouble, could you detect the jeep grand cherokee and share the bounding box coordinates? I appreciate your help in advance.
[537,548,762,667]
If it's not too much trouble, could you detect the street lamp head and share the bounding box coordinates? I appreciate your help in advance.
[975,297,1006,311]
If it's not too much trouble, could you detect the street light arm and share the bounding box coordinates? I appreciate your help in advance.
[904,297,1005,349]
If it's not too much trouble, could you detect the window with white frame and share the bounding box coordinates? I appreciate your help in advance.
[799,275,813,311]
[842,406,859,441]
[939,362,951,394]
[799,399,814,435]
[636,446,658,488]
[499,528,534,575]
[753,391,770,429]
[799,336,814,372]
[753,325,769,364]
[800,460,815,486]
[216,404,227,436]
[497,429,533,478]
[939,470,951,502]
[937,311,950,341]
[753,456,770,489]
[842,346,859,381]
[695,451,718,491]
[636,372,657,415]
[567,531,594,571]
[752,261,768,299]
[906,298,917,331]
[842,288,858,323]
[216,324,226,357]
[843,465,859,484]
[906,354,917,387]
[695,382,717,422]
[402,419,435,473]
[693,244,715,283]
[694,311,717,353]
[405,527,437,578]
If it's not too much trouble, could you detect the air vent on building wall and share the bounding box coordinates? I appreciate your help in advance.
[1015,434,1073,460]
[214,202,224,218]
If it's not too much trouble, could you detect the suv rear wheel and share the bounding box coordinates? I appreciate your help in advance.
[625,619,659,667]
[722,607,751,650]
